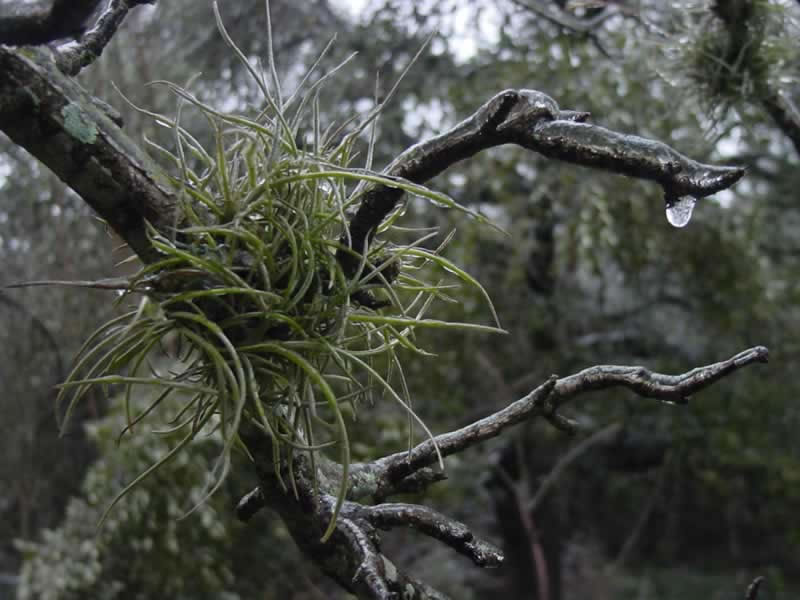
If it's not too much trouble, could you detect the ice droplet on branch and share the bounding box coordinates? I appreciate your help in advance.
[665,196,696,228]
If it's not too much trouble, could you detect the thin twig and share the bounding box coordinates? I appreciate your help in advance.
[528,422,623,513]
[613,453,671,567]
[494,466,550,600]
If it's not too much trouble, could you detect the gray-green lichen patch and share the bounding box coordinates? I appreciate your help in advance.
[348,469,379,499]
[61,103,97,144]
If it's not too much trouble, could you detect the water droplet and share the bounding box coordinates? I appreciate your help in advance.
[665,196,696,228]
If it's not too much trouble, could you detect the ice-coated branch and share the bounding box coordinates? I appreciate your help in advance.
[0,52,744,271]
[339,88,745,273]
[355,346,767,498]
[520,119,744,199]
[0,0,153,74]
[55,0,156,76]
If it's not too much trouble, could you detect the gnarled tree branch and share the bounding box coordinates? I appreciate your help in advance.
[360,503,503,568]
[339,89,744,275]
[237,345,768,598]
[242,436,458,600]
[354,346,767,500]
[55,0,156,76]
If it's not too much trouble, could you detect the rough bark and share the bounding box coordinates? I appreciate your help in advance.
[0,47,176,262]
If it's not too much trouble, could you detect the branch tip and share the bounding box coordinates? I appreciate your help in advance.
[745,576,765,600]
[236,486,265,522]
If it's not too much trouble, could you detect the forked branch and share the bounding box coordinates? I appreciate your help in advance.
[0,0,153,75]
[55,0,156,76]
[239,346,768,600]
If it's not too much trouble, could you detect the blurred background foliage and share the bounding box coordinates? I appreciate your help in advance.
[1,0,799,598]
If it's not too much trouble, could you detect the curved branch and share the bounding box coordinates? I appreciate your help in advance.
[0,53,744,272]
[509,0,624,34]
[745,576,765,600]
[357,346,767,498]
[552,345,769,408]
[339,89,745,272]
[361,503,503,568]
[55,0,156,76]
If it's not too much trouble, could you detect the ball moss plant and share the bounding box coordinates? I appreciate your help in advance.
[658,0,795,116]
[56,2,504,541]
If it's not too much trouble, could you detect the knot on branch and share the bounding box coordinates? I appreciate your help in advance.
[495,89,560,134]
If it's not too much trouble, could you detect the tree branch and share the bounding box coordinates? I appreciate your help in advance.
[552,345,768,408]
[241,436,455,600]
[360,503,503,568]
[745,576,765,600]
[55,0,155,76]
[0,46,176,262]
[356,346,767,498]
[339,89,744,274]
[0,50,744,272]
[509,0,624,34]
